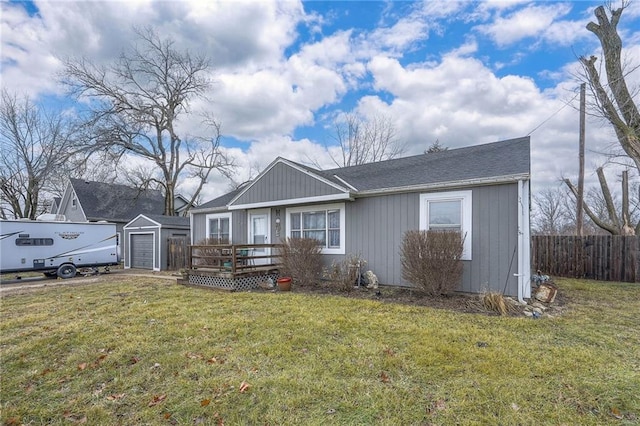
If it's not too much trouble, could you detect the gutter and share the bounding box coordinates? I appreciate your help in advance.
[355,173,530,197]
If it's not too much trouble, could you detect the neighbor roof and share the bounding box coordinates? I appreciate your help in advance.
[140,214,190,228]
[70,178,165,222]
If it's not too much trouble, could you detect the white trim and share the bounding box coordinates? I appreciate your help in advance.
[127,231,159,271]
[285,202,346,255]
[516,180,531,301]
[124,214,162,229]
[229,193,353,211]
[419,190,472,261]
[248,209,272,265]
[228,158,351,207]
[205,212,232,243]
[333,174,358,192]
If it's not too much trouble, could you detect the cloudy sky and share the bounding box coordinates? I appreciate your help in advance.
[2,0,639,202]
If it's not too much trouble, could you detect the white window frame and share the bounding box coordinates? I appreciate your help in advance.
[285,203,346,255]
[419,190,472,260]
[205,212,232,244]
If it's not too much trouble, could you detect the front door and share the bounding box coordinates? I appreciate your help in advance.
[249,209,270,266]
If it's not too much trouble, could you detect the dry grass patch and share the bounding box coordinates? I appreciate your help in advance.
[1,275,639,425]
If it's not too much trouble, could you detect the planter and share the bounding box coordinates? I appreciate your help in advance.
[276,277,292,291]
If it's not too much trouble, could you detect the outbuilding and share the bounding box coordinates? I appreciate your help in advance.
[123,214,190,271]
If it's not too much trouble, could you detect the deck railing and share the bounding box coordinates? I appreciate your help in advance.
[188,244,283,274]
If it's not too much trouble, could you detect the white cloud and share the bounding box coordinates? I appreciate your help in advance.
[475,3,574,47]
[363,48,625,193]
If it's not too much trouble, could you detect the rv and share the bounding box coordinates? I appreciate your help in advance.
[0,218,120,279]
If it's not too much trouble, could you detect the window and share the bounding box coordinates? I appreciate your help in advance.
[286,203,345,254]
[206,213,232,244]
[420,190,472,260]
[16,238,54,246]
[72,197,77,209]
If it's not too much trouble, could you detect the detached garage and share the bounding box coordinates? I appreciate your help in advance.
[123,214,190,271]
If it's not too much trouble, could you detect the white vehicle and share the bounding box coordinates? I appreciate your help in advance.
[0,218,119,279]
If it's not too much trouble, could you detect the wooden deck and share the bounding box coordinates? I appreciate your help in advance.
[179,244,283,291]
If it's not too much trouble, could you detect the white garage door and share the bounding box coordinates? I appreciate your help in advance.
[131,234,154,269]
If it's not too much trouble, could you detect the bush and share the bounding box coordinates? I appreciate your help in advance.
[325,254,367,292]
[192,238,227,267]
[400,230,464,296]
[279,238,323,286]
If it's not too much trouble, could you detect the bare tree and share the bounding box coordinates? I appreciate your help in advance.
[565,167,638,235]
[328,112,404,167]
[0,90,80,219]
[580,2,640,171]
[531,187,570,235]
[61,27,234,215]
[564,2,639,235]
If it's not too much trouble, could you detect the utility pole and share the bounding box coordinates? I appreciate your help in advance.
[577,83,586,236]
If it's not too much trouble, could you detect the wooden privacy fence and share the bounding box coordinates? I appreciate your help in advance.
[531,235,640,282]
[167,237,189,271]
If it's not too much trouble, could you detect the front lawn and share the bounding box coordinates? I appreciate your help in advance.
[1,276,638,425]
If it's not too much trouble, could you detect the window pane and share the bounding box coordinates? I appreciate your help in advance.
[209,219,219,239]
[328,210,340,229]
[291,230,301,239]
[328,230,340,248]
[290,213,301,231]
[429,200,460,226]
[220,218,230,235]
[303,211,325,229]
[303,230,326,246]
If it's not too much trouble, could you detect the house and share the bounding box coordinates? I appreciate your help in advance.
[123,214,190,271]
[189,137,531,299]
[55,179,194,269]
[56,178,166,236]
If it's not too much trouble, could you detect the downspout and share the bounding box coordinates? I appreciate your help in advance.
[515,179,531,303]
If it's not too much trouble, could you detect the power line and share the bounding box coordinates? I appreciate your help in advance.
[526,91,580,136]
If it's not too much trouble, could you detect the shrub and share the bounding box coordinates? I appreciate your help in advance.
[279,238,323,286]
[325,254,367,292]
[400,230,464,296]
[192,238,227,267]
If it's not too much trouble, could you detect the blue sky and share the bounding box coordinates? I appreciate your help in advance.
[2,0,639,201]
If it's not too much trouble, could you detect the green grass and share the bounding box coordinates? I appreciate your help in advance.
[1,277,639,425]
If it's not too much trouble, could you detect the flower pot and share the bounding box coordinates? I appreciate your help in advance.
[276,277,292,291]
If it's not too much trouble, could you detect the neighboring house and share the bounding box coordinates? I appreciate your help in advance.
[123,214,190,271]
[174,194,194,217]
[55,179,194,266]
[48,197,62,214]
[190,137,531,299]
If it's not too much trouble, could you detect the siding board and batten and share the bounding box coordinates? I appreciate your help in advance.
[233,162,344,205]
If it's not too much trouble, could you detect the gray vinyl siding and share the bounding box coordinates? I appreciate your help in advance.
[343,183,520,296]
[345,192,418,288]
[233,163,343,206]
[469,184,519,295]
[190,182,522,295]
[191,210,248,244]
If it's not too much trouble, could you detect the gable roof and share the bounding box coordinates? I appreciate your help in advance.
[194,137,530,212]
[321,136,530,193]
[132,214,190,228]
[70,178,166,223]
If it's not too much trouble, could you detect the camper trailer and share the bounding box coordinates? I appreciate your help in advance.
[0,218,119,279]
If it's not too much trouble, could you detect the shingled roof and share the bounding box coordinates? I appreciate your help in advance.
[70,178,165,223]
[196,137,530,210]
[312,137,530,192]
